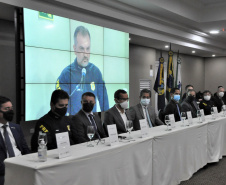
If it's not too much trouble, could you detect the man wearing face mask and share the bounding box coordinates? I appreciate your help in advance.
[163,88,182,122]
[104,89,132,134]
[0,96,30,185]
[31,90,74,152]
[213,86,226,112]
[181,84,194,101]
[71,92,106,144]
[181,89,199,118]
[129,89,163,130]
[199,90,215,115]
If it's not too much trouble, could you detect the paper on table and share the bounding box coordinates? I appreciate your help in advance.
[107,125,119,146]
[200,109,206,122]
[56,132,71,159]
[139,119,149,138]
[169,114,175,128]
[187,111,193,124]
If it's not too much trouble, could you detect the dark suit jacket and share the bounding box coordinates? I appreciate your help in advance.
[0,123,30,176]
[181,99,198,118]
[71,110,106,144]
[129,104,163,130]
[213,92,226,112]
[164,100,182,122]
[104,105,131,134]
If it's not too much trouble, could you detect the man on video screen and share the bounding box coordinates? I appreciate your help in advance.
[56,26,109,115]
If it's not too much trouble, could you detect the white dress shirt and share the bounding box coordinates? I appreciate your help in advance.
[0,122,22,157]
[115,105,128,128]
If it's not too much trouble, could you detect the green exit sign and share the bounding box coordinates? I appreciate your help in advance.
[39,12,54,21]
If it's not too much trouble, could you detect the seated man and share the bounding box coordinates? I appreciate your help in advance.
[129,89,163,130]
[181,84,193,101]
[31,90,74,152]
[181,89,199,118]
[213,86,226,112]
[71,92,106,144]
[0,96,30,185]
[199,90,215,115]
[104,89,131,134]
[164,88,182,122]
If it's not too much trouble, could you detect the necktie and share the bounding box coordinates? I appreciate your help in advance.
[2,125,15,157]
[220,98,225,105]
[145,107,153,127]
[88,114,101,140]
[176,104,181,121]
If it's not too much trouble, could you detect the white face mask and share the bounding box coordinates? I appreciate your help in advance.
[219,92,224,98]
[119,101,128,109]
[204,95,211,101]
[140,98,150,106]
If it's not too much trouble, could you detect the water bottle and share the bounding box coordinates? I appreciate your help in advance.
[38,140,47,162]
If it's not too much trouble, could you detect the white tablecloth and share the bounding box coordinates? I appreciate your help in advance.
[4,115,226,185]
[5,132,154,185]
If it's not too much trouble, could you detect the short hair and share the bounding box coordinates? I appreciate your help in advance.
[140,89,151,97]
[185,85,193,91]
[0,96,11,108]
[187,89,195,96]
[203,90,211,95]
[114,89,127,99]
[170,88,180,94]
[74,26,91,46]
[218,86,223,89]
[82,92,95,99]
[50,90,69,105]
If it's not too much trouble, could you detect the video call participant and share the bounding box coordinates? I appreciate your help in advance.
[104,89,131,134]
[164,88,182,122]
[71,92,106,144]
[199,90,215,115]
[213,86,226,112]
[181,89,199,118]
[56,26,109,115]
[31,90,74,152]
[181,84,194,101]
[129,89,163,130]
[0,96,30,185]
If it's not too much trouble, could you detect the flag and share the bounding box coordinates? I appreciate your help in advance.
[175,51,182,93]
[154,57,165,110]
[166,49,174,101]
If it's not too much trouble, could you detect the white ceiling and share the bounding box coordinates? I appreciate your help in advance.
[1,0,226,57]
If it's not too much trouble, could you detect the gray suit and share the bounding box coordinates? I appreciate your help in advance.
[104,105,131,134]
[129,103,164,130]
[71,110,106,144]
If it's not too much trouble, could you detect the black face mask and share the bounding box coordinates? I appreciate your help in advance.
[82,103,94,113]
[0,110,14,122]
[187,96,195,103]
[54,107,67,117]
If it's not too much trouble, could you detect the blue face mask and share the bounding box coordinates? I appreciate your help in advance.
[173,95,180,101]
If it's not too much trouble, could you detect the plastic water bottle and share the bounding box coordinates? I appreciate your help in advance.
[38,140,47,162]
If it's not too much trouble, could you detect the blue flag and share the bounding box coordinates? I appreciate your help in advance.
[166,50,174,101]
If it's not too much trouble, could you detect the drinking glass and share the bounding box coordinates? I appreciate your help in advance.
[222,105,226,117]
[181,112,186,127]
[87,126,95,147]
[125,120,134,140]
[197,110,202,123]
[38,131,48,145]
[165,115,171,131]
[211,107,215,120]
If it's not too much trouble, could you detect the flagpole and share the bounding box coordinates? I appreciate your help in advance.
[175,50,179,87]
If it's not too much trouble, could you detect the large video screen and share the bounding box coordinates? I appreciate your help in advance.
[24,8,129,121]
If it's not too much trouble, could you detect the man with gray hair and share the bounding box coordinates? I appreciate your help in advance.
[181,89,199,118]
[213,86,226,112]
[56,26,109,115]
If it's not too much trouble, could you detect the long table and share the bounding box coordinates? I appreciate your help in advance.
[4,114,226,185]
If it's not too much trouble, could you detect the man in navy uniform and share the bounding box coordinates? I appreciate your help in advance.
[0,96,30,185]
[56,26,109,115]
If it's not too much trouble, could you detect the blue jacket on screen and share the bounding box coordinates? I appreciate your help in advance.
[56,58,109,115]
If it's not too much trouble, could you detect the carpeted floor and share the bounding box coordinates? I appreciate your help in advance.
[180,157,226,185]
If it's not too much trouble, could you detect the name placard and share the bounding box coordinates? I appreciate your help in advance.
[169,114,175,128]
[186,111,193,124]
[56,132,71,159]
[107,125,119,146]
[139,119,149,138]
[213,107,218,118]
[200,109,206,122]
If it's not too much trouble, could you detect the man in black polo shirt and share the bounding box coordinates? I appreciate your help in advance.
[31,90,74,152]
